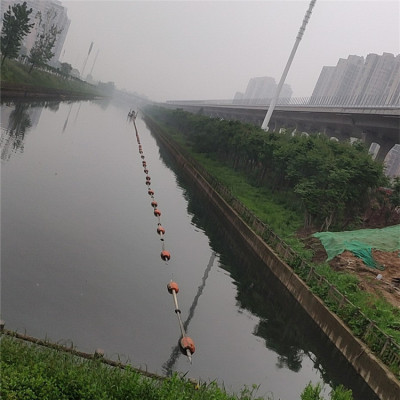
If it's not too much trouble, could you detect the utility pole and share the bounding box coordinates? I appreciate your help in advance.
[80,41,94,79]
[89,49,99,76]
[261,0,317,131]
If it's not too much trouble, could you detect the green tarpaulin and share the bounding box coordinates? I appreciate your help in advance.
[313,225,400,269]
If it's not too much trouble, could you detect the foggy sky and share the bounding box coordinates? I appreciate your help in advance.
[60,1,400,102]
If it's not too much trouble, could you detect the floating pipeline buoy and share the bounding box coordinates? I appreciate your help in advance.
[180,336,195,355]
[142,161,147,167]
[161,250,171,261]
[148,189,154,196]
[145,180,151,186]
[154,208,161,217]
[144,169,149,174]
[141,155,145,159]
[151,201,158,208]
[146,176,151,181]
[167,281,179,294]
[157,225,165,235]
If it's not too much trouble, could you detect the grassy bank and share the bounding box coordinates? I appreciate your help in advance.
[0,58,102,97]
[143,109,400,378]
[182,149,400,346]
[0,335,353,400]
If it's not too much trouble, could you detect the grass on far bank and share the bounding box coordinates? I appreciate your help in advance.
[0,58,101,96]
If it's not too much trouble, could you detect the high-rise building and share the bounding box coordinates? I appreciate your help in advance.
[0,0,70,66]
[234,76,293,105]
[309,53,400,106]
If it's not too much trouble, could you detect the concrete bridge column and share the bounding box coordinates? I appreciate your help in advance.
[269,118,280,132]
[323,126,350,141]
[361,131,376,150]
[376,141,397,163]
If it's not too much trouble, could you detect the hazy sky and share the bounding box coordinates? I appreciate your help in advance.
[60,0,400,101]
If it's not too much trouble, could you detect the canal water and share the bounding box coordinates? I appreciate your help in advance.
[1,99,377,400]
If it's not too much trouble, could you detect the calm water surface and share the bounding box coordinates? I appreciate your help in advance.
[1,99,377,400]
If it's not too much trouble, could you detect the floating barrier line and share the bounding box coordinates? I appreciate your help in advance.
[129,111,195,363]
[162,252,216,374]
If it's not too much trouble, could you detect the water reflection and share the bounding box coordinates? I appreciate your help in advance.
[0,100,69,161]
[1,103,32,160]
[62,103,74,133]
[1,99,113,153]
[163,251,216,374]
[150,128,378,400]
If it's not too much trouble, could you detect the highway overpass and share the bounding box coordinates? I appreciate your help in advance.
[161,102,400,162]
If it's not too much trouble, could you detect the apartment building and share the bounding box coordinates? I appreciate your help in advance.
[310,53,400,106]
[0,0,70,66]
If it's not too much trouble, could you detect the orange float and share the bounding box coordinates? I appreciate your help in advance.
[161,250,171,261]
[180,336,195,354]
[167,281,179,294]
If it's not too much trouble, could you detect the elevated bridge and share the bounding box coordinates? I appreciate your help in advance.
[162,101,399,162]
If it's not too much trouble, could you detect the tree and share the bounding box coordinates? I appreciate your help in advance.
[1,2,34,65]
[28,9,62,73]
[60,62,72,76]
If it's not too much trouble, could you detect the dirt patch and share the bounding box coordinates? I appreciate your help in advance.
[299,204,400,308]
[329,250,400,308]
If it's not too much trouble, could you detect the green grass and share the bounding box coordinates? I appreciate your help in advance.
[0,336,355,400]
[194,147,400,347]
[1,58,101,96]
[168,132,311,258]
[0,336,268,400]
[149,117,400,375]
[308,263,400,343]
[171,129,400,336]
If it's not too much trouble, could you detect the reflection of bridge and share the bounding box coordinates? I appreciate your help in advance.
[162,100,400,162]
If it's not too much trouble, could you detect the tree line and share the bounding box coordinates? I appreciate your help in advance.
[148,107,393,231]
[1,1,62,72]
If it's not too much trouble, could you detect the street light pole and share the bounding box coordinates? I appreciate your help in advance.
[261,0,317,131]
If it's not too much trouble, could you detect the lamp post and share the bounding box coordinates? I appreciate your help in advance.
[261,0,317,131]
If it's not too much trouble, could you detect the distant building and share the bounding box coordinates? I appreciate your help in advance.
[0,0,70,66]
[310,53,400,106]
[234,76,292,105]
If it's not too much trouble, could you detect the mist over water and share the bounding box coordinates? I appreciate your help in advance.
[1,99,377,399]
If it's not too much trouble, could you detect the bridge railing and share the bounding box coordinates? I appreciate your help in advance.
[146,116,400,378]
[166,95,400,108]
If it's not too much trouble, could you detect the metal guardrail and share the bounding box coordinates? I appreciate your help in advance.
[166,95,400,109]
[147,117,400,378]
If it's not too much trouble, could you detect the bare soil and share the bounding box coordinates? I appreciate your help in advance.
[301,205,400,309]
[330,249,400,308]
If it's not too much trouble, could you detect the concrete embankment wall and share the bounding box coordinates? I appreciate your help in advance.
[144,115,400,400]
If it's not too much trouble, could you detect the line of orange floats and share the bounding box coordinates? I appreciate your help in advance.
[130,112,195,363]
